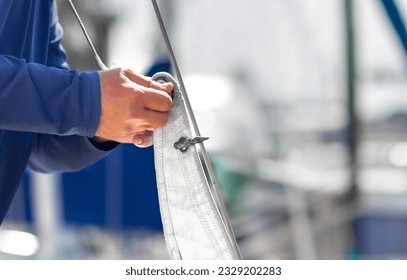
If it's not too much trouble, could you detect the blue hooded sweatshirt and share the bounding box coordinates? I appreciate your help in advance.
[0,0,117,223]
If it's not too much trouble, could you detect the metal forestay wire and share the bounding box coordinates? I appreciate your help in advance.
[150,0,241,259]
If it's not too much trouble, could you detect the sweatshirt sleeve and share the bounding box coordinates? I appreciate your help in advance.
[28,133,118,173]
[0,55,100,137]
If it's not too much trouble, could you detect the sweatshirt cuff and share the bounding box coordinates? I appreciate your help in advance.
[88,138,119,151]
[82,71,102,138]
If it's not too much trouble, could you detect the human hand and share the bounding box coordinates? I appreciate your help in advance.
[95,68,173,147]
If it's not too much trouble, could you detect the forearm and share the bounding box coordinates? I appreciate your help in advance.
[0,55,100,137]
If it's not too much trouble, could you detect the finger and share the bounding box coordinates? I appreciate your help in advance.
[124,122,154,135]
[142,87,173,112]
[133,131,153,148]
[126,110,168,131]
[123,69,173,93]
[140,109,169,128]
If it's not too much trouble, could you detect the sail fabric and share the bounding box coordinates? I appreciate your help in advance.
[153,72,239,259]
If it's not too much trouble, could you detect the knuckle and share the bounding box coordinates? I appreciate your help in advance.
[162,95,173,110]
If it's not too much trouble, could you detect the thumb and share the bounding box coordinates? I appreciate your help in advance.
[132,131,154,148]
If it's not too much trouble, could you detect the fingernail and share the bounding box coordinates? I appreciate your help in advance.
[135,137,143,145]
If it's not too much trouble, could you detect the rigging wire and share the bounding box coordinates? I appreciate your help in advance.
[66,0,109,70]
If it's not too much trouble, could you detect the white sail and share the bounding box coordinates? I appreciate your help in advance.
[153,72,241,259]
